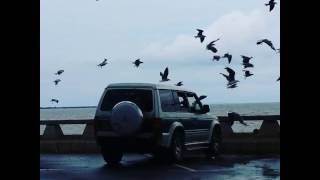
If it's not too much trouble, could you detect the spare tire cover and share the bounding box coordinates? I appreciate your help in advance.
[110,101,143,136]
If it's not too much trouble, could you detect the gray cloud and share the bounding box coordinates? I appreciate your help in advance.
[41,0,279,106]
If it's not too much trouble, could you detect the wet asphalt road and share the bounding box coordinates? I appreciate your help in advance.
[40,153,280,180]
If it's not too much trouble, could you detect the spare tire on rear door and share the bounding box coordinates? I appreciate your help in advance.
[110,101,143,136]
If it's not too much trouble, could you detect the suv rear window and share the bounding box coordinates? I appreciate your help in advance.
[100,89,153,112]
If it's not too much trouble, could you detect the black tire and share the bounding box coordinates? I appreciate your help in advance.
[152,147,167,163]
[100,146,123,166]
[168,131,184,162]
[206,126,222,158]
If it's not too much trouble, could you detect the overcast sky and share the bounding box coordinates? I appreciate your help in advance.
[40,0,280,107]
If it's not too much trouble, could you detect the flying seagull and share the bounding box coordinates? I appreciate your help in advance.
[51,99,59,103]
[212,55,221,61]
[257,39,276,51]
[133,59,143,67]
[194,29,206,43]
[243,70,254,78]
[55,70,64,75]
[53,79,61,85]
[222,53,232,64]
[206,38,220,53]
[160,67,170,82]
[220,67,239,87]
[175,81,183,86]
[198,95,207,101]
[97,58,108,68]
[241,55,254,68]
[228,83,238,89]
[265,0,276,12]
[196,95,207,104]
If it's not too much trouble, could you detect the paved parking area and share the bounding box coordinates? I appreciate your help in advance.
[40,153,280,180]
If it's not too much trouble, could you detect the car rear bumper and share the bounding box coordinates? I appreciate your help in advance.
[95,131,162,153]
[96,131,154,138]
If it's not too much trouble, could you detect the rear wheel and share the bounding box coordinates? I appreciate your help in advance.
[100,146,123,166]
[168,131,184,162]
[206,126,222,158]
[152,147,167,162]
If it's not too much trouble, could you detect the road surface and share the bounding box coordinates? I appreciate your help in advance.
[40,153,280,180]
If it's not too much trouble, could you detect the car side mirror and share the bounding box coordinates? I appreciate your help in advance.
[202,104,210,113]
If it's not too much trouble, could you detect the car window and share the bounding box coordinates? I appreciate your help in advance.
[186,93,201,112]
[100,89,153,112]
[159,90,179,112]
[173,91,189,112]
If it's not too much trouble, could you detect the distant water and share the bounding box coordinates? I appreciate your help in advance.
[40,102,279,120]
[40,107,96,120]
[209,102,280,116]
[40,102,279,134]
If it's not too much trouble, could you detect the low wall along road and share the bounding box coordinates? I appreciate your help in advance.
[40,114,280,154]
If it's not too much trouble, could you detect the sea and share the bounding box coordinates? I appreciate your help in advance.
[40,102,280,135]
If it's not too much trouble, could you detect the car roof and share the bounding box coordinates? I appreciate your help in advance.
[106,83,195,93]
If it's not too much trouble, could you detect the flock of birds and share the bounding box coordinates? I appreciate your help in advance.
[50,70,64,103]
[49,0,279,104]
[192,23,279,88]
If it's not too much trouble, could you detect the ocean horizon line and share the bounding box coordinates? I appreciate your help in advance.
[40,106,97,109]
[40,102,279,109]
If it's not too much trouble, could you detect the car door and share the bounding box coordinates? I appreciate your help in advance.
[158,89,180,134]
[185,92,211,142]
[170,91,201,143]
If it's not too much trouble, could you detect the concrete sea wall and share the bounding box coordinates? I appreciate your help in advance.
[40,114,280,154]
